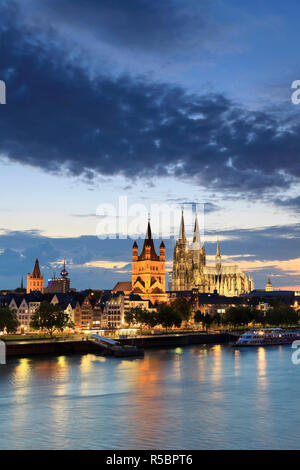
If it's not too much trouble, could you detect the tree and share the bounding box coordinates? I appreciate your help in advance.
[223,306,258,327]
[125,307,158,329]
[194,310,204,324]
[156,304,182,333]
[213,312,222,327]
[171,297,192,325]
[30,301,72,337]
[124,308,135,327]
[266,304,299,326]
[202,313,213,331]
[0,307,19,333]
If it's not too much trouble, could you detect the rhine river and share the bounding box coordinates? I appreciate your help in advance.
[0,344,299,449]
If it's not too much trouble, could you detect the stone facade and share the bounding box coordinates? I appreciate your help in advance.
[27,258,44,294]
[172,212,254,296]
[132,219,167,304]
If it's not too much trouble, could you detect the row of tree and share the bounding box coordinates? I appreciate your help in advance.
[0,302,73,337]
[0,300,298,337]
[125,298,193,332]
[194,305,299,328]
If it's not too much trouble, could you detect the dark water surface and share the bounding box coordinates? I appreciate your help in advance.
[0,344,299,449]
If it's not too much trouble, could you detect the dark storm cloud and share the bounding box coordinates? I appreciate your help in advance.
[274,196,300,211]
[0,1,300,198]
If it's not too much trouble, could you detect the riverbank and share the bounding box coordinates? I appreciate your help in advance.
[4,332,238,357]
[119,332,236,348]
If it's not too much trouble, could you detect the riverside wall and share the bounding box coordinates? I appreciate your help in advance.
[118,333,237,349]
[5,333,238,357]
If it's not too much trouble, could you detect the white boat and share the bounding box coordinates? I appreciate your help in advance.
[234,328,300,347]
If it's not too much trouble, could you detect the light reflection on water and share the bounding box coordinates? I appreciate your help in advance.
[0,344,299,450]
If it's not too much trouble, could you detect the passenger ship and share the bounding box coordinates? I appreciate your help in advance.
[234,328,300,347]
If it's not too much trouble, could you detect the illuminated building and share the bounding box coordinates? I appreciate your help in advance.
[46,259,71,293]
[26,258,44,294]
[265,278,273,292]
[172,212,254,296]
[132,219,167,304]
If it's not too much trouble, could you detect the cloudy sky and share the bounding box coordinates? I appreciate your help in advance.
[0,0,299,290]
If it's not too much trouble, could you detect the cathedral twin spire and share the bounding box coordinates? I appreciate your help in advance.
[179,210,201,248]
[179,211,221,264]
[179,210,187,242]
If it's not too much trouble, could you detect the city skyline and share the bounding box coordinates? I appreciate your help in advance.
[0,0,300,290]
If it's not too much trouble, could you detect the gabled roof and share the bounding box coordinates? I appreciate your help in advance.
[10,296,27,308]
[134,276,145,287]
[151,287,164,294]
[132,286,143,294]
[112,281,132,293]
[128,293,144,301]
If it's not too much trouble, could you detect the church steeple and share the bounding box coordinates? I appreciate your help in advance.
[27,258,44,293]
[32,258,41,278]
[138,218,159,261]
[215,239,221,269]
[192,213,201,248]
[131,216,166,302]
[145,216,152,240]
[179,210,186,242]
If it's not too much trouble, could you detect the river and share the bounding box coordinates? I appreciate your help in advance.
[0,344,299,449]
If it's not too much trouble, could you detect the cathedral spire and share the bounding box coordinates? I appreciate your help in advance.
[216,239,220,257]
[215,239,221,269]
[179,210,186,241]
[192,213,201,247]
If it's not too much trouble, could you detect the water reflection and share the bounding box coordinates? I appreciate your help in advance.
[257,347,268,392]
[211,345,223,385]
[234,349,241,377]
[1,345,299,449]
[13,358,31,393]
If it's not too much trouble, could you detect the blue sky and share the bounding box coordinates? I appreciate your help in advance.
[0,0,299,290]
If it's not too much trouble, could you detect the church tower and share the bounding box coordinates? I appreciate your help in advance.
[132,218,167,303]
[172,211,188,291]
[27,258,44,293]
[215,240,221,270]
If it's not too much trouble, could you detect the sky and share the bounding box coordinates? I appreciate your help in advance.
[0,0,299,290]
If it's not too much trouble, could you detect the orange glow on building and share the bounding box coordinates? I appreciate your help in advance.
[26,258,44,293]
[132,219,167,304]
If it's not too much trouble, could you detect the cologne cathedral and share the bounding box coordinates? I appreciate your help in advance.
[171,212,254,296]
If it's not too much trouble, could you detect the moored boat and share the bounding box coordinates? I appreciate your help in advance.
[234,328,300,347]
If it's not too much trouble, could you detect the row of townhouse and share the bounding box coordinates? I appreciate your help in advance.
[0,290,154,333]
[74,292,154,330]
[0,292,76,333]
[102,292,155,329]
